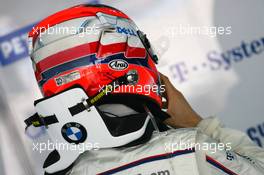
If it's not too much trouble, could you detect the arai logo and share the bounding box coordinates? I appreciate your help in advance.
[108,59,129,70]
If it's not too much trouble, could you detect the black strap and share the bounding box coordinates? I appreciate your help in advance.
[24,113,58,128]
[68,102,87,116]
[69,73,132,116]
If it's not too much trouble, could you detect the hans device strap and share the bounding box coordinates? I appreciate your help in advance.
[24,70,138,129]
[24,113,58,128]
[68,70,138,116]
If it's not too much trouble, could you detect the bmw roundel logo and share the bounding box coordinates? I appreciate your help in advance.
[61,122,87,144]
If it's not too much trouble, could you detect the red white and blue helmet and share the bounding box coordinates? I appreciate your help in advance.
[28,4,163,107]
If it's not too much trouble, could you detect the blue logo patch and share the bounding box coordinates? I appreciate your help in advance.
[61,122,87,144]
[116,26,137,36]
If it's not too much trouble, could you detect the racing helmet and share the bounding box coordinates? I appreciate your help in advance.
[28,4,161,103]
[26,4,169,174]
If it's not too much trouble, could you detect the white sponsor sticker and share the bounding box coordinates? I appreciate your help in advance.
[55,71,81,86]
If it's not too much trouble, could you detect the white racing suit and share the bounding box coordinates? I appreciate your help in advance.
[69,117,264,175]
